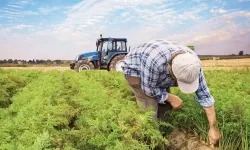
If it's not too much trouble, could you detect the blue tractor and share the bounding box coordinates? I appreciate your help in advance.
[70,34,129,72]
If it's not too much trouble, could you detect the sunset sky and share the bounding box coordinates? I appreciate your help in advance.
[0,0,250,60]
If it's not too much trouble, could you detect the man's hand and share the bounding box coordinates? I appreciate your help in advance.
[209,127,220,145]
[166,94,183,110]
[203,105,220,148]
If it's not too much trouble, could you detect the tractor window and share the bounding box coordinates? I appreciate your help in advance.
[116,41,126,51]
[107,40,113,51]
[102,41,108,56]
[112,41,116,50]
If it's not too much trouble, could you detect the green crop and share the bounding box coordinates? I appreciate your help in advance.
[0,70,41,108]
[168,70,250,150]
[0,69,249,150]
[0,70,167,150]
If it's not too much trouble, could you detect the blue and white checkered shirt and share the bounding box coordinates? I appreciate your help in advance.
[122,40,214,107]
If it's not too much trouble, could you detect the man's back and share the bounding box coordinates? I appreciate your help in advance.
[123,39,196,78]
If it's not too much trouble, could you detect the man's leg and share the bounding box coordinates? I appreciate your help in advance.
[125,76,158,119]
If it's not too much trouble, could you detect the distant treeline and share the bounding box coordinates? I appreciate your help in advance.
[0,59,72,64]
[0,55,250,67]
[0,59,73,67]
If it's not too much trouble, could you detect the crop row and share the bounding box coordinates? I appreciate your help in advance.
[0,69,249,150]
[0,70,167,150]
[168,70,250,150]
[0,69,41,108]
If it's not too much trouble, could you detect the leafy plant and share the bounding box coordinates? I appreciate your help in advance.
[0,69,249,150]
[168,70,250,150]
[0,70,167,150]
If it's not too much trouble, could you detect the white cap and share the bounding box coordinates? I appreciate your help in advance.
[172,53,202,94]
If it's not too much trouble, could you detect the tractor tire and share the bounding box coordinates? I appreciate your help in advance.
[75,60,94,72]
[108,54,126,72]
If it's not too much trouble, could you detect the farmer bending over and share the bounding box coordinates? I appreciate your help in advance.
[122,40,220,145]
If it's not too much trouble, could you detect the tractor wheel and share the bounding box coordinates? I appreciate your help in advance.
[109,54,126,72]
[75,60,94,72]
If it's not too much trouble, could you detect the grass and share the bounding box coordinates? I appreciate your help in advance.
[168,70,250,150]
[0,70,167,150]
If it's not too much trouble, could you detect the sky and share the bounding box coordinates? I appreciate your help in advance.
[0,0,250,60]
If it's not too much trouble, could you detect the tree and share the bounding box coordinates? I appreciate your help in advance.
[39,60,45,64]
[7,59,13,63]
[28,60,32,64]
[46,59,52,65]
[55,60,62,64]
[187,46,195,51]
[35,59,40,64]
[13,59,18,64]
[239,51,244,56]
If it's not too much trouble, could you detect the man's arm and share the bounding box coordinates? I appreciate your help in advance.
[204,105,216,128]
[204,105,220,145]
[195,69,220,145]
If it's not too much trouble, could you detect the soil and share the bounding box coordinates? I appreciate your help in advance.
[166,130,219,150]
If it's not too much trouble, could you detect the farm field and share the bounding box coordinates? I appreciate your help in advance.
[0,69,249,150]
[0,66,69,71]
[1,58,250,71]
[202,58,250,70]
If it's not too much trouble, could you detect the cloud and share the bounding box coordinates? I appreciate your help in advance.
[48,0,250,56]
[239,0,250,2]
[210,8,227,14]
[54,0,192,44]
[38,6,62,15]
[0,0,34,19]
[15,0,31,5]
[1,0,250,60]
[53,0,117,42]
[0,9,22,15]
[7,4,23,9]
[165,10,250,54]
[192,0,203,2]
[13,24,32,29]
[23,10,39,15]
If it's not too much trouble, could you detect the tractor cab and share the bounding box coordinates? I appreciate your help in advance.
[96,35,128,68]
[70,34,129,72]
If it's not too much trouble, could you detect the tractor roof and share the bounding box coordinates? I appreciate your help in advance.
[99,38,127,42]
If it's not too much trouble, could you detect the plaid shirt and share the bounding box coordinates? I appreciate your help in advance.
[122,40,214,107]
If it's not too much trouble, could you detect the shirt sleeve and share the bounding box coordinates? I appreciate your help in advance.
[140,55,168,104]
[195,69,215,107]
